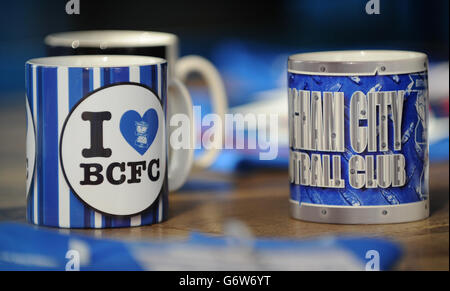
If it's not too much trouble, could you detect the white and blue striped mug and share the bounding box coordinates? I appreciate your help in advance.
[25,55,194,228]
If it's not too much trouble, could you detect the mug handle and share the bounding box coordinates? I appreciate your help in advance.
[175,55,228,169]
[167,78,194,192]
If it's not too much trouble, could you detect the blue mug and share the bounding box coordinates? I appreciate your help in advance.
[25,55,194,228]
[288,50,430,224]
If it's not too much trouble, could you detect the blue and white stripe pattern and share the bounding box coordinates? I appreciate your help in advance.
[25,62,168,228]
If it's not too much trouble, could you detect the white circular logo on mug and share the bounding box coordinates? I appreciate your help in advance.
[26,97,36,197]
[60,83,166,216]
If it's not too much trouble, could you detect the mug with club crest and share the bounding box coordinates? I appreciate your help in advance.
[25,55,194,228]
[45,30,228,168]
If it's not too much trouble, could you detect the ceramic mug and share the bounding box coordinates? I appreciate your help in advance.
[45,30,227,169]
[25,55,194,228]
[288,50,429,224]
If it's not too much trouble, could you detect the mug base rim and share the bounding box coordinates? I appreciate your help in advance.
[289,199,430,224]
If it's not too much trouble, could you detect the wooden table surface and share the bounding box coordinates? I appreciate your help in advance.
[0,102,448,270]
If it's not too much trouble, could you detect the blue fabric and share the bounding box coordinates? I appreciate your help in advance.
[0,223,402,271]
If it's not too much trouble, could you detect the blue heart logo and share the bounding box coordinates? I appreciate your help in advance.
[120,109,159,155]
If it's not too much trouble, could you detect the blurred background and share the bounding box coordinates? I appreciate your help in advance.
[0,0,449,174]
[0,0,448,102]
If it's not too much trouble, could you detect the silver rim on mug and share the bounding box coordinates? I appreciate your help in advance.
[288,50,428,76]
[290,200,429,224]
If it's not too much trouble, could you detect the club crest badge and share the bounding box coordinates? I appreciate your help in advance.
[135,121,149,148]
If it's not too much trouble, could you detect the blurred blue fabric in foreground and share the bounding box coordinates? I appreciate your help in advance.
[0,223,401,271]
